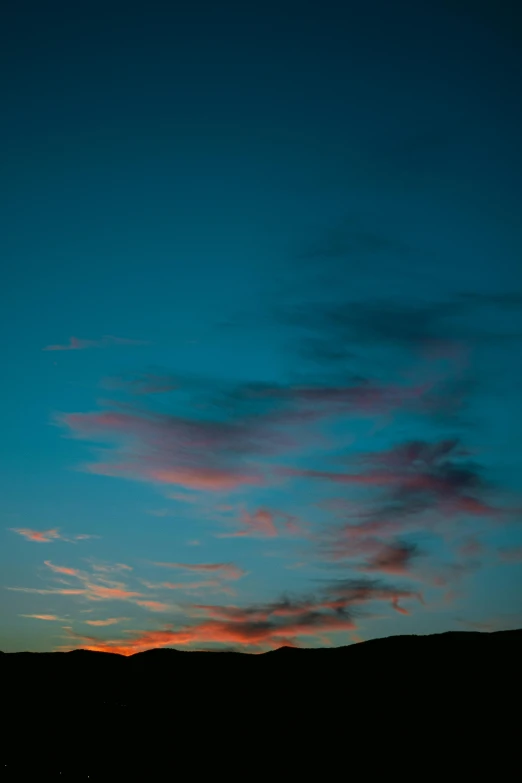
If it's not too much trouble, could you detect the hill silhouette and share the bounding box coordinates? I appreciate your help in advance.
[2,629,520,780]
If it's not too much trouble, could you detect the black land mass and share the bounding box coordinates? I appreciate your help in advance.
[1,629,520,780]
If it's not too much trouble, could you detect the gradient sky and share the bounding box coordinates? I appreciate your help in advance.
[2,0,521,654]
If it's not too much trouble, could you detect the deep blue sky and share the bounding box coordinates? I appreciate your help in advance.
[1,0,521,653]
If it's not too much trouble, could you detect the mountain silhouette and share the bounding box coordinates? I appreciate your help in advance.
[2,629,520,780]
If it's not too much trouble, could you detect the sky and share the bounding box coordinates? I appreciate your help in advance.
[1,0,521,654]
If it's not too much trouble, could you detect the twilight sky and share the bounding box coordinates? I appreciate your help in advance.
[1,0,521,654]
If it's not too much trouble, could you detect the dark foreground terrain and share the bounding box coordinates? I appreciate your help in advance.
[1,629,520,780]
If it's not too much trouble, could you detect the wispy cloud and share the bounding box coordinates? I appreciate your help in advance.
[88,562,133,574]
[84,617,129,626]
[44,560,82,577]
[10,528,96,543]
[102,370,178,394]
[287,438,500,525]
[20,614,65,621]
[10,528,62,543]
[56,362,439,496]
[152,562,246,581]
[8,560,171,613]
[217,507,309,539]
[57,409,271,492]
[217,508,278,539]
[8,587,86,595]
[43,335,149,351]
[134,600,173,612]
[358,541,421,575]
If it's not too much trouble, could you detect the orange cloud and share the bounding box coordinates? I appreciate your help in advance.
[63,578,422,655]
[84,584,143,601]
[21,614,64,621]
[391,597,410,615]
[64,610,357,655]
[11,528,61,543]
[44,561,83,578]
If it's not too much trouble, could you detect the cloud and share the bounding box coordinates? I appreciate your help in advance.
[281,292,522,364]
[10,528,95,543]
[20,614,65,621]
[287,438,498,526]
[62,577,421,655]
[8,587,86,595]
[152,562,246,581]
[7,560,175,613]
[56,365,439,497]
[298,218,412,262]
[43,335,149,351]
[162,580,230,592]
[89,562,133,574]
[84,617,129,626]
[227,378,434,421]
[44,561,83,578]
[217,508,309,539]
[239,508,278,538]
[58,409,272,492]
[281,298,460,360]
[498,546,522,563]
[134,600,173,612]
[457,537,484,557]
[10,528,62,543]
[83,584,143,601]
[287,436,512,586]
[102,371,178,395]
[359,541,420,575]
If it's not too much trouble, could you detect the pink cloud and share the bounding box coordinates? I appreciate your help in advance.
[147,467,261,491]
[217,507,310,540]
[21,614,64,621]
[240,508,278,538]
